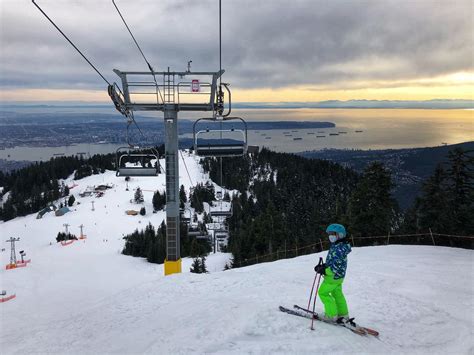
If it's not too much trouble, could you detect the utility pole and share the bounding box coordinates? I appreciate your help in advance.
[6,237,20,265]
[91,201,95,211]
[63,223,70,235]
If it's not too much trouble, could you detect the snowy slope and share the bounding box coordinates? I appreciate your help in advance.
[1,245,473,354]
[1,151,473,354]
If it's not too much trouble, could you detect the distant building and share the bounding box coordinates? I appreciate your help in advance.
[95,184,112,191]
[55,207,71,217]
[36,204,57,219]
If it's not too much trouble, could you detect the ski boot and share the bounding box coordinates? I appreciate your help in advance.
[337,316,358,331]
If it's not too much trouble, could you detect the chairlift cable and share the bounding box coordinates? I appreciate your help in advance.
[127,111,146,144]
[219,0,222,86]
[179,150,205,227]
[32,0,112,86]
[112,0,164,104]
[180,150,195,188]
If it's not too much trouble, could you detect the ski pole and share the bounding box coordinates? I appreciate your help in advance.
[307,273,318,311]
[310,273,322,330]
[307,257,323,309]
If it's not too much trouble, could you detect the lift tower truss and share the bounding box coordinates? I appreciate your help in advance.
[109,69,224,275]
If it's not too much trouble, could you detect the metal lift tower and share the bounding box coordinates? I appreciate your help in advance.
[32,0,230,276]
[109,70,224,275]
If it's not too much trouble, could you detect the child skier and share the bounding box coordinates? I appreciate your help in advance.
[314,223,357,329]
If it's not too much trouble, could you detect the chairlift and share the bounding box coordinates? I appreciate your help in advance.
[187,224,210,240]
[116,146,160,177]
[209,201,233,218]
[180,208,192,224]
[193,117,247,157]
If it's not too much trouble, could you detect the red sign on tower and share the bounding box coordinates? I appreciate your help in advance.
[191,79,200,92]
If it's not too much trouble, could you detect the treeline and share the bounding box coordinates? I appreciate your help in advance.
[189,182,215,212]
[202,149,361,266]
[400,148,474,236]
[203,147,473,267]
[0,154,115,221]
[0,145,167,221]
[122,222,211,263]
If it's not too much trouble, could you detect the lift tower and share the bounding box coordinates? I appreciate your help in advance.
[32,0,230,276]
[109,69,224,275]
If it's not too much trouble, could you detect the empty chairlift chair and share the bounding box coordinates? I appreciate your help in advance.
[209,200,233,218]
[116,146,160,177]
[193,117,248,157]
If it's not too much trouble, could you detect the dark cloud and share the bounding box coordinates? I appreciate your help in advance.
[0,0,472,91]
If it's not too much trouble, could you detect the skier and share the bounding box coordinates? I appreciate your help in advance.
[314,223,357,329]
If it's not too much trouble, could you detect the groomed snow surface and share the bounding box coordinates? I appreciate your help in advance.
[1,153,473,354]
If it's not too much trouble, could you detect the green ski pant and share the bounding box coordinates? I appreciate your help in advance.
[318,268,349,318]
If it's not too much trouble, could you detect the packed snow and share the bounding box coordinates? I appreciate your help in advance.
[1,151,473,354]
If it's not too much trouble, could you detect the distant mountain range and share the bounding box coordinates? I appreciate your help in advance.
[233,99,474,109]
[1,99,473,110]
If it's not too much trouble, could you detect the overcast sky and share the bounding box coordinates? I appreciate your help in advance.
[0,0,472,102]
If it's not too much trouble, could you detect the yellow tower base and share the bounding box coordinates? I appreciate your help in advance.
[164,259,182,276]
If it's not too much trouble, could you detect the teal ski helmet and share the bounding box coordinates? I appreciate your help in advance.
[326,223,346,239]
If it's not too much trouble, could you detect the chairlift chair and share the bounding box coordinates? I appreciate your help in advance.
[193,117,248,158]
[210,200,233,218]
[188,227,209,239]
[116,146,160,177]
[180,208,192,223]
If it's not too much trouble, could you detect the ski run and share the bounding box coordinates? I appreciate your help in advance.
[1,152,473,354]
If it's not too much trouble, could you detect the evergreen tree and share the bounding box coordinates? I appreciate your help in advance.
[190,257,202,273]
[444,148,474,234]
[402,148,474,235]
[56,232,77,242]
[415,165,450,233]
[68,194,76,207]
[179,184,187,209]
[347,162,398,236]
[203,212,212,224]
[134,187,144,204]
[140,207,146,216]
[200,256,208,273]
[152,190,166,211]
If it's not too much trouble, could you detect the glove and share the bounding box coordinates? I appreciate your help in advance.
[314,263,326,275]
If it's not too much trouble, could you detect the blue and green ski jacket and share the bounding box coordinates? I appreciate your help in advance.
[325,240,351,279]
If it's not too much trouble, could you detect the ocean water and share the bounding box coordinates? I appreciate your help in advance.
[234,108,473,152]
[1,108,472,161]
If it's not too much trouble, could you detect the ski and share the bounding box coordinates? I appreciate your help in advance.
[293,305,379,337]
[279,306,366,335]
